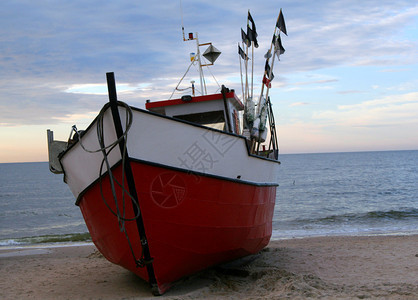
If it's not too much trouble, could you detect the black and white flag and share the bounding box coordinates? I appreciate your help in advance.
[273,34,285,59]
[238,44,249,60]
[247,11,259,48]
[265,61,274,80]
[241,28,250,47]
[276,8,287,36]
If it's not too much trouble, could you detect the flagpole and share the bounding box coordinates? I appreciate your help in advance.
[253,42,276,155]
[258,46,272,113]
[251,41,254,100]
[238,44,245,103]
[249,10,254,101]
[251,9,282,154]
[244,40,249,107]
[265,40,277,104]
[257,12,281,115]
[246,12,251,104]
[264,8,286,106]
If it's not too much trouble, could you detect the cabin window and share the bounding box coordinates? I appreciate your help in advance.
[174,110,225,130]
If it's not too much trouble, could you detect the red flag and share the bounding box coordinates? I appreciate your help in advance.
[263,75,271,88]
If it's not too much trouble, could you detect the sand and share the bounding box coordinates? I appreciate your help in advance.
[1,235,417,299]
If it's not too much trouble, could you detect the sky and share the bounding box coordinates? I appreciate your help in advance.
[0,0,417,163]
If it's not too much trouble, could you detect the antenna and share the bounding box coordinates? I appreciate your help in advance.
[180,0,191,41]
[180,0,185,40]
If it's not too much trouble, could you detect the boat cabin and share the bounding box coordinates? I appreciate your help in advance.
[145,87,243,134]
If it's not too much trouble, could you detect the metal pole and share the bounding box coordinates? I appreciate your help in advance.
[106,72,158,291]
[195,33,205,95]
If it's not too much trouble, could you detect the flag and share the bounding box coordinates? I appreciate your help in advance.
[265,61,274,80]
[263,74,271,88]
[248,11,257,36]
[247,11,259,48]
[276,9,287,36]
[272,34,285,54]
[241,28,250,47]
[247,25,259,48]
[274,34,285,59]
[238,44,249,60]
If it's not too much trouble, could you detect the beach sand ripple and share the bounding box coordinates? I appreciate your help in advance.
[1,235,417,299]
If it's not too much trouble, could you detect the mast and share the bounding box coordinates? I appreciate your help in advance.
[194,33,206,95]
[177,4,221,97]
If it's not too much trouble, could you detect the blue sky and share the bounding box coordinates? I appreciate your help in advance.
[0,0,417,162]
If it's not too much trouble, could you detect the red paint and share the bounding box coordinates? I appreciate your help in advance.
[145,91,244,110]
[78,161,276,294]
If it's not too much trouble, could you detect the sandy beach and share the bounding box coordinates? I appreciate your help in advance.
[1,235,417,299]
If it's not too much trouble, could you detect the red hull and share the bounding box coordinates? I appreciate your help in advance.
[78,161,276,294]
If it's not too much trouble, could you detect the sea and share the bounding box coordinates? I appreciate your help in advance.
[0,150,417,248]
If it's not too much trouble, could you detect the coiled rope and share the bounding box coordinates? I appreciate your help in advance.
[72,101,146,266]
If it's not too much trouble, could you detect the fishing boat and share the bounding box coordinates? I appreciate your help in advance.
[47,9,287,295]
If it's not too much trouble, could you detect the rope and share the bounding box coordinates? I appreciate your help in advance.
[73,101,146,266]
[73,101,139,221]
[202,57,221,92]
[169,58,196,100]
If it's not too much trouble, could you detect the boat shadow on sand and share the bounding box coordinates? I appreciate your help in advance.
[163,247,337,299]
[85,247,332,298]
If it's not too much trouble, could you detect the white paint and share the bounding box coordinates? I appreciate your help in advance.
[61,106,279,200]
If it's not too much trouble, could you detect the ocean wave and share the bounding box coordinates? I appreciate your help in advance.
[322,208,418,223]
[276,208,418,227]
[0,232,91,247]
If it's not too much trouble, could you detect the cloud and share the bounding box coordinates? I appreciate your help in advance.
[380,68,411,73]
[289,102,311,107]
[64,83,152,95]
[385,79,418,92]
[0,0,417,131]
[313,92,418,128]
[337,90,364,95]
[283,2,418,72]
[293,79,338,86]
[280,91,418,153]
